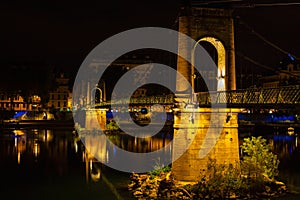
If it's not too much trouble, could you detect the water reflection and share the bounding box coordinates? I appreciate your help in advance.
[0,129,75,176]
[10,128,54,163]
[271,135,300,162]
[239,130,300,197]
[1,127,300,199]
[80,129,173,173]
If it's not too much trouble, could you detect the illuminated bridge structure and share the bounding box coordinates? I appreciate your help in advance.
[94,85,300,109]
[84,85,300,182]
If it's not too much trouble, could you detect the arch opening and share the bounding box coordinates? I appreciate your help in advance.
[193,37,226,92]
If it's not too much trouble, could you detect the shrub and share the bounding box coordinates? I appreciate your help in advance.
[106,120,119,131]
[240,136,280,180]
[191,136,281,199]
[148,162,171,179]
[192,158,242,199]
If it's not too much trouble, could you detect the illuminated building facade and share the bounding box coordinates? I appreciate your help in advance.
[47,73,72,111]
[0,93,41,111]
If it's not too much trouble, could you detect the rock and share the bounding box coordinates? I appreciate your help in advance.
[265,185,271,193]
[139,174,149,180]
[133,190,143,196]
[275,181,285,185]
[149,192,157,198]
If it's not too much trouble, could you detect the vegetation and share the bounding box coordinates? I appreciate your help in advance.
[188,136,284,199]
[240,136,280,181]
[106,120,119,131]
[128,136,286,199]
[148,163,171,179]
[188,158,244,199]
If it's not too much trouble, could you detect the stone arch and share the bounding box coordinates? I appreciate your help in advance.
[195,36,226,91]
[176,6,236,100]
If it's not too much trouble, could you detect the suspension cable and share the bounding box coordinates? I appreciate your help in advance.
[236,17,300,60]
[237,51,300,79]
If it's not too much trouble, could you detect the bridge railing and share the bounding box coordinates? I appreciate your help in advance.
[94,94,174,107]
[94,85,300,108]
[197,85,300,106]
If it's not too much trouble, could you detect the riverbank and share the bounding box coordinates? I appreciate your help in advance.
[127,136,289,199]
[128,171,287,199]
[0,119,74,130]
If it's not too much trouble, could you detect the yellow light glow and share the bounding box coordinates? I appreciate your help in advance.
[34,143,40,158]
[17,152,21,164]
[197,37,226,91]
[13,130,25,136]
[74,141,78,153]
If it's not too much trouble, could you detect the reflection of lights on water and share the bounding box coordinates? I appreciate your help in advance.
[17,152,21,165]
[43,130,53,142]
[288,127,294,136]
[89,160,101,182]
[91,170,101,182]
[34,142,40,158]
[34,143,38,157]
[290,145,293,155]
[74,141,78,153]
[296,137,298,148]
[15,135,26,164]
[32,129,38,135]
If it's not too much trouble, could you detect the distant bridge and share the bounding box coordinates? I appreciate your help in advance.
[94,85,300,109]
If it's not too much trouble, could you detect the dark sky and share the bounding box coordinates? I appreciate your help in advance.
[1,0,300,77]
[0,0,180,71]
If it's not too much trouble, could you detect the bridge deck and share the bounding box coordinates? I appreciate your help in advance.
[94,85,300,108]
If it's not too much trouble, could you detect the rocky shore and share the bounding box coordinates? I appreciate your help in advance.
[128,171,287,199]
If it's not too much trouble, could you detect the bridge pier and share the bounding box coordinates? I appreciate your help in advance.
[172,107,240,182]
[85,108,107,130]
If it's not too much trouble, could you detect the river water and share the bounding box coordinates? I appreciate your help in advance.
[0,126,299,200]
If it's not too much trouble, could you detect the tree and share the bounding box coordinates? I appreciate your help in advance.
[240,136,280,180]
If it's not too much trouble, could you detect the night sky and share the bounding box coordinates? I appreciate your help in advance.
[1,0,300,81]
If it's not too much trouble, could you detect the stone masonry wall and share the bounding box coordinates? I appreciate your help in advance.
[172,108,240,182]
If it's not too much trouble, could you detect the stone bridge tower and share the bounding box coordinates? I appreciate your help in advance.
[172,5,239,182]
[176,6,236,99]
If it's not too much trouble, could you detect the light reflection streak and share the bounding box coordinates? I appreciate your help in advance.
[17,152,21,165]
[13,131,27,165]
[33,141,40,158]
[74,141,78,153]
